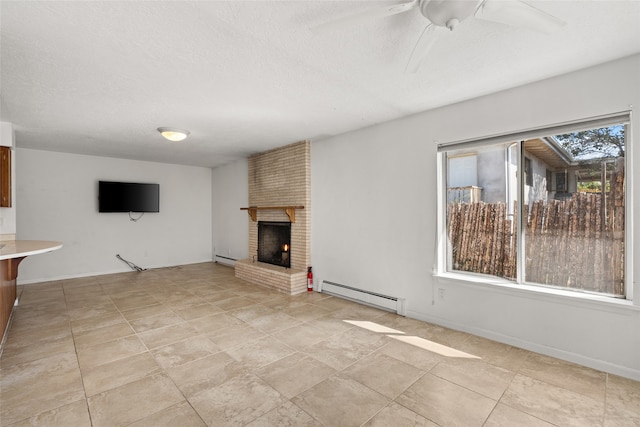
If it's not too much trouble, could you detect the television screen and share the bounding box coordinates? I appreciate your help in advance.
[98,181,159,213]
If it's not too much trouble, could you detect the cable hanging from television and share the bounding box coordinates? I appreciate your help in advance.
[129,212,145,222]
[116,254,146,272]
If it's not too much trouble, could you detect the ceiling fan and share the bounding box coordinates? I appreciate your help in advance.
[314,0,566,73]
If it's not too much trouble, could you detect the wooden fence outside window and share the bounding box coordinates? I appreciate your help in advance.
[447,163,625,296]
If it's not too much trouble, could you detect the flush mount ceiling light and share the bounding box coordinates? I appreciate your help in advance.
[157,127,190,142]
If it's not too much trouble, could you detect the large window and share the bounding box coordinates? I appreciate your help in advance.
[440,115,629,298]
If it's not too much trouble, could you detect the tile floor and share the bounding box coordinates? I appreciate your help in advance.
[1,262,639,426]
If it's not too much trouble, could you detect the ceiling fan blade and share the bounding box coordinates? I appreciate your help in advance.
[312,0,418,33]
[405,24,439,74]
[476,0,566,34]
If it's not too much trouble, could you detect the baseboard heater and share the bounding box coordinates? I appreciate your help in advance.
[214,254,236,267]
[319,280,406,316]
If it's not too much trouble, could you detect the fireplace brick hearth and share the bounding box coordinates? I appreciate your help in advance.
[235,141,311,295]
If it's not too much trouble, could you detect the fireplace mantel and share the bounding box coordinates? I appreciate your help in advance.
[240,206,304,223]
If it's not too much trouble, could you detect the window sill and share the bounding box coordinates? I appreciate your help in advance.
[433,272,639,314]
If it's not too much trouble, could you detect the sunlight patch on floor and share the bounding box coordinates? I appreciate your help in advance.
[344,319,480,359]
[389,335,480,359]
[343,320,405,335]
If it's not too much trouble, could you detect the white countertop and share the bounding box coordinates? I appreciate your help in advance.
[0,240,63,260]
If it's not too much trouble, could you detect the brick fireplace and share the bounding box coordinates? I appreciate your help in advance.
[235,141,311,294]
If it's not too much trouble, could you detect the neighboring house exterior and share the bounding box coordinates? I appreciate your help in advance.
[447,137,577,212]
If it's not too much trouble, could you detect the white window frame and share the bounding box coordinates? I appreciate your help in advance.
[435,112,634,304]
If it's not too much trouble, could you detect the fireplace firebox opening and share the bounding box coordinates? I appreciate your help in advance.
[257,221,291,268]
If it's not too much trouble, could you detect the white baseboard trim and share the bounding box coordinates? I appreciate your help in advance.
[17,259,216,285]
[406,309,640,381]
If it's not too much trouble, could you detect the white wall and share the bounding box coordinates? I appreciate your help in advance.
[16,149,213,282]
[311,54,640,379]
[525,152,550,205]
[211,159,248,262]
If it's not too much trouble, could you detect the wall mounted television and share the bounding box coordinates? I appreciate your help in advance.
[98,181,160,213]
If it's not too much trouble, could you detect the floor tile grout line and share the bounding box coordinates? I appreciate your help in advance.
[480,364,519,427]
[72,277,160,406]
[4,264,637,426]
[497,370,606,426]
[62,278,95,427]
[381,374,438,426]
[141,365,209,427]
[513,368,609,408]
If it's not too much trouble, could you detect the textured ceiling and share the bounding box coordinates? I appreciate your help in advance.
[1,1,639,168]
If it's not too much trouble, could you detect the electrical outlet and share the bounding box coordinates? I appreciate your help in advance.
[438,288,446,301]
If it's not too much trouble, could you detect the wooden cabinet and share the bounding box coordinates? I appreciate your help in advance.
[0,241,63,342]
[1,257,22,342]
[0,146,11,207]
